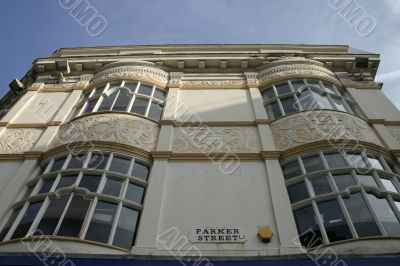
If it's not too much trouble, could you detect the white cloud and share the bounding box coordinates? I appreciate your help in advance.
[376,69,400,82]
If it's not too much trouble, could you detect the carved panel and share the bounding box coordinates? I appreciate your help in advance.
[387,126,400,145]
[173,126,261,153]
[0,129,43,153]
[271,111,383,150]
[52,114,160,152]
[180,80,247,89]
[91,65,169,88]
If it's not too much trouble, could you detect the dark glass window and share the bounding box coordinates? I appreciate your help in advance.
[124,82,137,92]
[357,175,379,189]
[35,196,69,235]
[0,208,21,241]
[39,179,55,194]
[346,153,367,169]
[23,184,35,199]
[317,200,352,242]
[56,175,77,190]
[131,98,148,115]
[11,202,43,239]
[83,100,97,114]
[78,175,102,192]
[50,157,66,172]
[343,193,381,237]
[112,207,139,249]
[85,201,118,244]
[87,153,108,170]
[293,206,323,248]
[287,182,309,204]
[332,98,347,112]
[125,183,145,204]
[282,160,302,180]
[322,82,336,94]
[148,102,163,120]
[265,101,282,119]
[154,89,166,101]
[92,86,105,96]
[98,90,118,111]
[280,96,298,115]
[261,88,275,101]
[109,156,131,175]
[275,83,291,95]
[67,153,86,169]
[311,177,332,196]
[302,155,325,173]
[57,196,90,237]
[333,174,356,191]
[131,161,150,181]
[290,80,305,91]
[102,179,123,197]
[366,194,400,236]
[138,84,153,96]
[112,89,131,111]
[324,152,347,169]
[299,90,318,111]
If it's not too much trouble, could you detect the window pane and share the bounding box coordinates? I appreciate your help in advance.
[102,179,123,197]
[302,155,325,173]
[287,181,309,204]
[343,193,381,237]
[85,201,118,244]
[148,102,163,120]
[78,175,102,192]
[112,207,139,249]
[333,174,355,191]
[299,90,318,110]
[50,157,66,172]
[357,175,379,189]
[317,200,352,242]
[11,202,43,239]
[282,160,302,180]
[23,184,35,199]
[261,88,275,101]
[67,153,86,169]
[92,86,105,96]
[311,177,332,196]
[332,98,347,112]
[87,152,109,170]
[131,161,150,181]
[131,98,148,116]
[56,175,77,190]
[154,89,166,101]
[385,159,399,174]
[306,79,321,87]
[322,82,336,94]
[280,96,298,115]
[346,153,367,169]
[311,91,333,109]
[275,83,291,95]
[138,84,153,96]
[324,152,347,169]
[395,201,400,212]
[0,208,21,241]
[367,194,400,236]
[380,178,398,193]
[83,100,97,114]
[367,156,384,170]
[39,179,55,194]
[293,206,323,248]
[109,156,131,175]
[98,90,118,111]
[112,90,131,111]
[125,183,145,204]
[57,196,90,237]
[35,196,69,236]
[124,82,137,92]
[265,101,282,119]
[290,80,305,92]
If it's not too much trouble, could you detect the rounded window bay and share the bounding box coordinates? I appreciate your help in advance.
[76,80,167,121]
[261,79,360,120]
[281,149,400,248]
[0,151,151,250]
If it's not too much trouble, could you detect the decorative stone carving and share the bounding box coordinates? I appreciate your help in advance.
[0,129,43,153]
[173,126,261,153]
[258,58,339,87]
[270,111,383,150]
[52,114,160,152]
[244,72,259,88]
[387,126,400,145]
[91,65,169,88]
[168,72,184,88]
[181,80,246,89]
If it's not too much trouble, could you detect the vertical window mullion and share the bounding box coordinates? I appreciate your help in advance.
[110,91,121,111]
[127,94,136,113]
[80,197,98,239]
[53,194,74,236]
[26,197,50,236]
[108,202,123,245]
[144,96,152,117]
[311,200,330,244]
[4,202,30,241]
[360,189,387,236]
[337,195,359,239]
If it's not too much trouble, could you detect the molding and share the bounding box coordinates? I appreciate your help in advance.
[280,140,392,161]
[244,72,259,88]
[392,150,400,157]
[0,128,43,154]
[0,151,42,161]
[0,121,64,129]
[168,72,184,88]
[270,110,383,151]
[367,119,386,124]
[52,113,160,152]
[180,79,247,89]
[28,81,89,92]
[43,141,152,163]
[167,153,263,161]
[89,64,169,89]
[257,58,340,88]
[172,120,256,126]
[260,151,281,160]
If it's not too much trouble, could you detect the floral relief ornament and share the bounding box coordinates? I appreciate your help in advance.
[0,129,43,153]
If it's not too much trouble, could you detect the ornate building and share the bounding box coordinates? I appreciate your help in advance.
[0,44,399,265]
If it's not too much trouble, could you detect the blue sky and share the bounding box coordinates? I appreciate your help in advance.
[0,0,399,108]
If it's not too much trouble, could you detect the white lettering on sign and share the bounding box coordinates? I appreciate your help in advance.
[189,227,246,243]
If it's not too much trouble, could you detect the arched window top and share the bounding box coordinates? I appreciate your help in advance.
[76,80,167,121]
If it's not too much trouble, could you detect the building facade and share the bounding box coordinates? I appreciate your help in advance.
[0,44,399,265]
